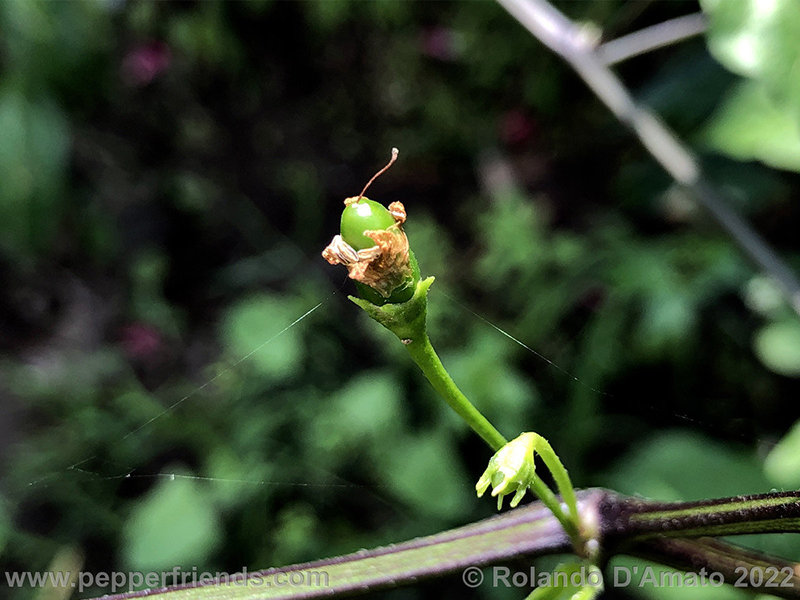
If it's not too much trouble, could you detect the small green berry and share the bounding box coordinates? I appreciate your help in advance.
[340,198,396,250]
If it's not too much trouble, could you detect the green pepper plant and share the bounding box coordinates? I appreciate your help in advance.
[322,149,583,549]
[94,152,800,600]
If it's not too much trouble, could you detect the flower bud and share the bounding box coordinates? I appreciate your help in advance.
[476,432,538,510]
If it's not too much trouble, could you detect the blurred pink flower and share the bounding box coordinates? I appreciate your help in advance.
[420,27,462,62]
[120,322,163,359]
[500,109,537,147]
[121,42,171,86]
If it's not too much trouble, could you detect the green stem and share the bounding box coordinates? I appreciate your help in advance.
[532,436,581,542]
[350,277,507,451]
[403,332,507,451]
[402,339,587,542]
[351,278,581,542]
[528,477,579,544]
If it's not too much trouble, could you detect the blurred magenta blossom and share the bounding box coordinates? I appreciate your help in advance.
[121,41,171,86]
[119,322,163,359]
[500,108,537,146]
[420,27,463,61]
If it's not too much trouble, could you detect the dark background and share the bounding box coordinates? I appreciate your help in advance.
[1,1,799,599]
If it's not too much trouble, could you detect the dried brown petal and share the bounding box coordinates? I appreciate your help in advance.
[321,224,412,298]
[388,201,406,224]
[322,234,359,265]
[352,226,411,297]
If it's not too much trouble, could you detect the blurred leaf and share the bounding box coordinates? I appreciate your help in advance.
[0,497,8,555]
[636,292,696,358]
[131,249,183,336]
[743,276,785,318]
[0,1,110,91]
[383,432,471,519]
[112,390,169,426]
[443,335,536,437]
[309,371,404,460]
[222,294,303,380]
[403,211,455,288]
[269,504,319,565]
[122,470,221,571]
[701,80,800,172]
[608,556,748,600]
[525,561,602,599]
[477,189,545,287]
[0,86,69,258]
[204,446,273,509]
[605,430,770,500]
[753,318,800,377]
[764,419,800,488]
[167,3,242,67]
[171,172,216,213]
[700,0,800,114]
[638,53,732,135]
[304,0,353,32]
[274,161,324,245]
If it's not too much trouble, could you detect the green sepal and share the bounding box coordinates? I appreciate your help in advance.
[350,276,434,342]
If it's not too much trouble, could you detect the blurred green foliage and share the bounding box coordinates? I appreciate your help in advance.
[700,0,800,113]
[700,0,800,170]
[123,471,221,571]
[1,1,799,600]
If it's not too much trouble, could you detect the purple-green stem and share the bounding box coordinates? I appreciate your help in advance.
[92,489,800,600]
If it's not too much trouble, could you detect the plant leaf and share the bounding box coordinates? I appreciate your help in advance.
[765,419,800,487]
[753,318,800,377]
[700,0,800,114]
[122,470,221,571]
[701,80,800,172]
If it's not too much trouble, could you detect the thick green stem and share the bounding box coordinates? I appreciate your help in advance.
[403,332,507,451]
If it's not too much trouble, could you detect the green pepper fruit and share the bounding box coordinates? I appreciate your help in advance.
[340,199,396,250]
